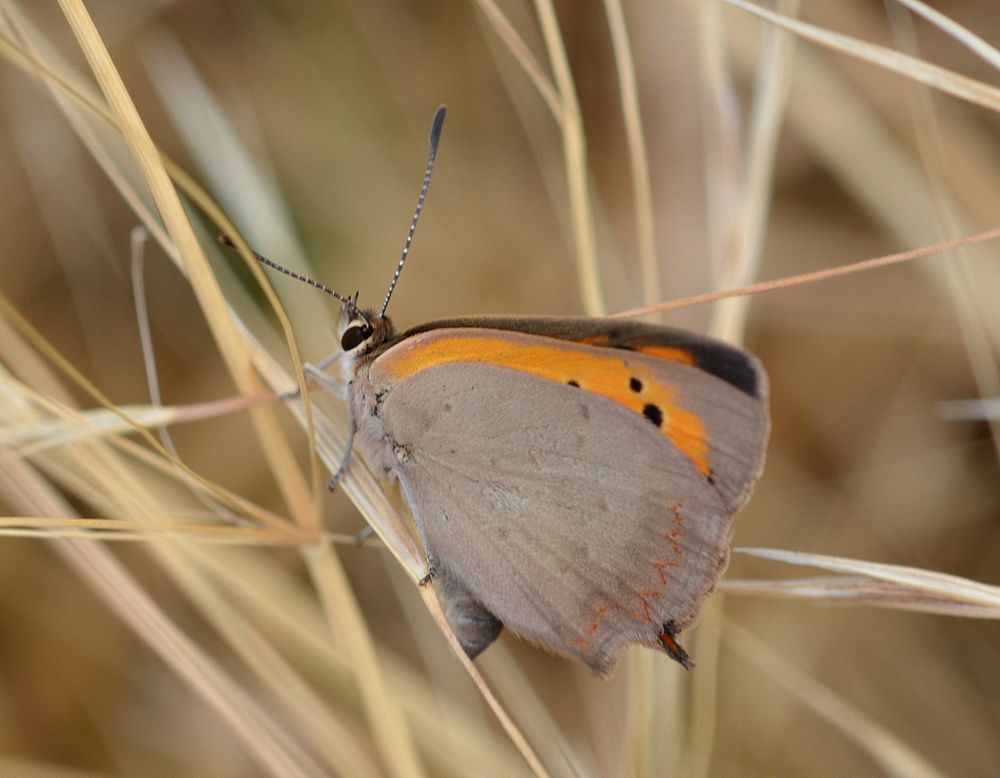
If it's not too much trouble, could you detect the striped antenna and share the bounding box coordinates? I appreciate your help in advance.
[218,235,356,309]
[379,105,446,318]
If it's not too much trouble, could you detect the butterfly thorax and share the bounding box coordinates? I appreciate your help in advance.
[340,308,405,477]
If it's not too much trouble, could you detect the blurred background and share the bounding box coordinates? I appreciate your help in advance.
[1,1,999,775]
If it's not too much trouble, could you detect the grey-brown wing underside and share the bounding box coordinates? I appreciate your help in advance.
[379,359,767,674]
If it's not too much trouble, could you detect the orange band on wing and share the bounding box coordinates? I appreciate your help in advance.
[381,332,711,475]
[575,337,695,366]
[635,345,696,365]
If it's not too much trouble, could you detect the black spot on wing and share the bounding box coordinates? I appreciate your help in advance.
[642,403,663,427]
[629,377,643,393]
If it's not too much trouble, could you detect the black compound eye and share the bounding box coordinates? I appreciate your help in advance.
[341,323,373,351]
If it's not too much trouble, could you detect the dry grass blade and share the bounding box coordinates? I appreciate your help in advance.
[891,0,1000,70]
[2,306,383,773]
[697,1,743,300]
[418,585,552,778]
[3,395,271,455]
[726,0,1000,113]
[194,549,533,776]
[53,1,318,532]
[709,0,798,345]
[724,619,946,778]
[231,331,426,776]
[472,0,563,122]
[613,227,1000,319]
[734,547,1000,611]
[532,0,604,316]
[681,598,723,778]
[246,318,545,774]
[7,8,425,770]
[0,298,294,530]
[3,1,999,774]
[885,4,1000,465]
[306,543,427,778]
[603,0,660,310]
[722,575,1000,618]
[0,516,333,546]
[936,398,1000,420]
[0,455,326,777]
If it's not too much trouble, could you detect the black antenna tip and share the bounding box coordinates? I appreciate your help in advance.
[376,105,447,318]
[430,105,446,147]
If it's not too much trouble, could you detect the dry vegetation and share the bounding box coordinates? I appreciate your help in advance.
[1,1,999,776]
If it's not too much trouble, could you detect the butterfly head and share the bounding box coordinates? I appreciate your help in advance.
[337,297,394,359]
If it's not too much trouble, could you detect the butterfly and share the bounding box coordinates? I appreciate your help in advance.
[225,106,769,674]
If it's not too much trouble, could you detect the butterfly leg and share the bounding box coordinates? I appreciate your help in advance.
[418,564,437,586]
[305,360,348,399]
[274,355,347,403]
[314,349,343,372]
[327,381,356,491]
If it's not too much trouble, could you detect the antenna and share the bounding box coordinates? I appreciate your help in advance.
[379,105,447,318]
[218,235,356,309]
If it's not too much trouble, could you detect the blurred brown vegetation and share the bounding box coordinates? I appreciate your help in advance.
[1,1,999,776]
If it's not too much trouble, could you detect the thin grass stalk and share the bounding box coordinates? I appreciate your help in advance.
[305,543,427,777]
[603,0,660,310]
[709,0,798,345]
[725,0,1000,113]
[612,228,1000,319]
[417,585,552,777]
[698,0,743,298]
[886,6,1000,465]
[533,0,605,316]
[17,7,427,771]
[723,619,945,778]
[890,0,1000,71]
[736,548,1000,608]
[55,0,319,532]
[471,0,564,122]
[0,287,298,530]
[0,451,323,777]
[681,597,724,778]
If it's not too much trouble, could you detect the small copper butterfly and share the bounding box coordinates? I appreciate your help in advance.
[226,107,769,674]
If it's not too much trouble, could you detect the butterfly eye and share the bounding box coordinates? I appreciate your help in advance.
[341,323,373,351]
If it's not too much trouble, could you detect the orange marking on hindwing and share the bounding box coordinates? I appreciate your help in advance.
[588,607,609,634]
[660,528,684,558]
[637,589,662,623]
[572,605,610,648]
[382,330,711,475]
[577,509,690,641]
[654,562,669,585]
